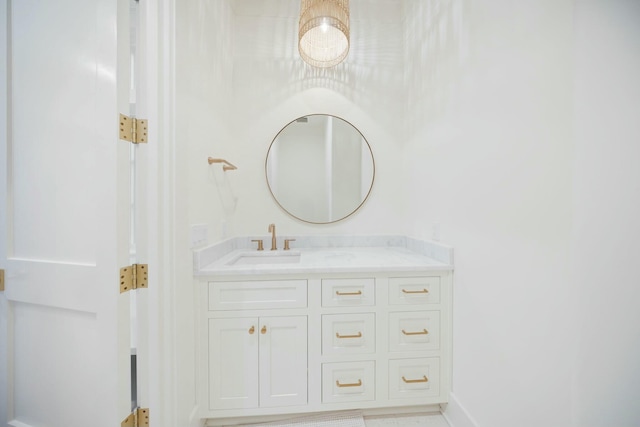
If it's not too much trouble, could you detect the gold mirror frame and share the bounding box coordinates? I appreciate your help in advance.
[265,114,375,224]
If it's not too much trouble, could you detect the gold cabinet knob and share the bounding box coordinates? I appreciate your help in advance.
[248,326,255,334]
[261,325,267,334]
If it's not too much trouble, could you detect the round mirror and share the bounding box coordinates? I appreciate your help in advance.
[265,114,375,224]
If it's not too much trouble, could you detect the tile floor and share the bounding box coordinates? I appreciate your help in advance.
[235,412,450,427]
[364,414,450,427]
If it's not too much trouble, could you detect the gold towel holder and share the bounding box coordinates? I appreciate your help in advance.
[208,157,237,171]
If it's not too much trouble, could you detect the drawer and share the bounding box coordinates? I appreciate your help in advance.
[389,276,440,305]
[322,361,375,403]
[321,278,375,307]
[389,358,440,399]
[208,280,307,310]
[322,313,376,355]
[389,311,440,352]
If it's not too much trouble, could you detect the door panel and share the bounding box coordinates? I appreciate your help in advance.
[209,317,259,410]
[10,0,103,264]
[12,304,98,423]
[259,316,308,408]
[0,0,132,426]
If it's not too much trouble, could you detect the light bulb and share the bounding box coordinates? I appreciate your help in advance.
[320,18,329,33]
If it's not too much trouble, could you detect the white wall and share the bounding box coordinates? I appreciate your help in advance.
[569,1,640,425]
[403,1,640,426]
[175,1,235,425]
[176,0,640,426]
[190,0,405,239]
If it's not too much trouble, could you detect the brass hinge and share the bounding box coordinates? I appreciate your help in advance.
[119,264,148,293]
[0,269,4,291]
[121,407,149,427]
[119,113,148,144]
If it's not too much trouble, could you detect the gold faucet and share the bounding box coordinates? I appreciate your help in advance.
[268,223,277,250]
[284,238,296,250]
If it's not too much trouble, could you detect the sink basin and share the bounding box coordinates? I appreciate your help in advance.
[226,251,301,266]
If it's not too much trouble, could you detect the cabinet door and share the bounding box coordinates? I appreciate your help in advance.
[259,316,308,408]
[209,318,259,410]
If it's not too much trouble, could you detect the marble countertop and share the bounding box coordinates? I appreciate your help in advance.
[194,235,453,277]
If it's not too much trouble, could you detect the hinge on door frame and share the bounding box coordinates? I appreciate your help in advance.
[119,113,148,144]
[121,407,149,427]
[0,269,4,291]
[119,264,148,293]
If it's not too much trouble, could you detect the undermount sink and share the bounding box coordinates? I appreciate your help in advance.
[226,251,301,266]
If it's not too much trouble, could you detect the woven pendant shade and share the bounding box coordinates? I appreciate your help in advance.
[298,0,350,68]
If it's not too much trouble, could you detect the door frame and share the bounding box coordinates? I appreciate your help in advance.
[137,0,179,426]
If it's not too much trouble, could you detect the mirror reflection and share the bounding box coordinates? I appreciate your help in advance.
[266,115,375,224]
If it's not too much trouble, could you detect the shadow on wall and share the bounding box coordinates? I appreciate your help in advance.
[183,0,470,160]
[208,163,239,219]
[403,0,470,141]
[231,61,402,138]
[180,0,235,126]
[229,0,471,141]
[231,1,407,135]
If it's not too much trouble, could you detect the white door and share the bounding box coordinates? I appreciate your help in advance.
[0,0,135,426]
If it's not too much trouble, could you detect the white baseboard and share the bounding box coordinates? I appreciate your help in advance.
[189,405,204,427]
[442,393,479,427]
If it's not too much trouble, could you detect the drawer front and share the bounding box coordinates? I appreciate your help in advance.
[389,358,440,399]
[322,313,376,355]
[321,278,375,307]
[322,361,375,403]
[389,311,440,352]
[208,280,307,311]
[389,276,440,305]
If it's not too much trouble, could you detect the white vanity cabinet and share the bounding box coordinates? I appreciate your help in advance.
[208,315,308,410]
[199,271,452,424]
[203,280,309,417]
[386,276,444,402]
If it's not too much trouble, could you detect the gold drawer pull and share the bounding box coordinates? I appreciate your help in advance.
[402,328,428,336]
[402,288,429,294]
[336,290,362,296]
[336,332,362,339]
[402,375,428,383]
[248,326,255,334]
[261,325,267,334]
[336,379,362,388]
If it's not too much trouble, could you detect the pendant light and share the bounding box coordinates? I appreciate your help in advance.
[298,0,350,68]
